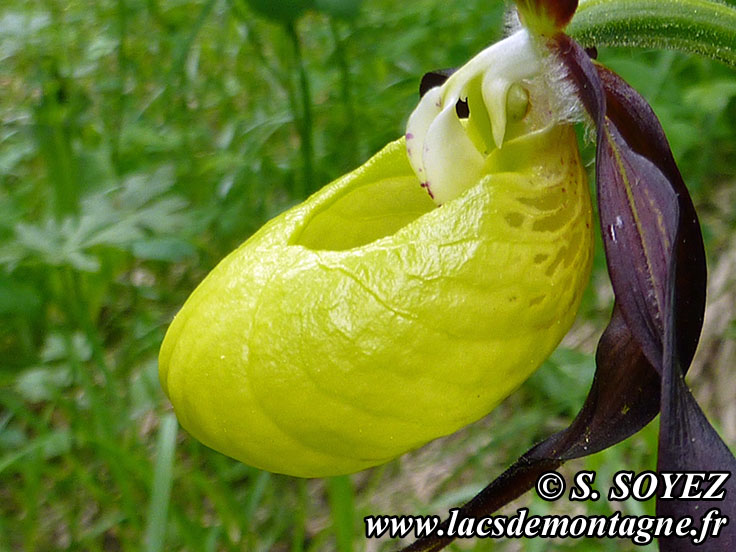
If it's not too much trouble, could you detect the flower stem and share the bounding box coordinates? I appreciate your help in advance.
[330,19,360,168]
[569,0,736,68]
[286,21,315,198]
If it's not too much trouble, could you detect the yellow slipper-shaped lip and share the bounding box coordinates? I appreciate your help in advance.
[159,121,593,478]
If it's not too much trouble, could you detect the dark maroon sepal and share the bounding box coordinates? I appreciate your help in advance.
[549,34,735,550]
[399,31,734,552]
[590,60,736,549]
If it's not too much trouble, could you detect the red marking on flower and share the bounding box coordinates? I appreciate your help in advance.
[420,181,435,200]
[515,0,578,34]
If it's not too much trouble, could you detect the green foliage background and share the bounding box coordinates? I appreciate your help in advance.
[0,0,734,550]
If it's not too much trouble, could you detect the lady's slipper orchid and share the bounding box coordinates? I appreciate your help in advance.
[158,5,594,477]
[159,123,592,478]
[159,0,736,548]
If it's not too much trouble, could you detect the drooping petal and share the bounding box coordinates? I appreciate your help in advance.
[595,64,736,551]
[547,33,736,548]
[597,65,706,369]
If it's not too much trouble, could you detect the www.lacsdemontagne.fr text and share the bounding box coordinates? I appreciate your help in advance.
[364,506,729,546]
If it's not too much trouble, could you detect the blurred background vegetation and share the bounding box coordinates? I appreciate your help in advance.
[1,0,734,550]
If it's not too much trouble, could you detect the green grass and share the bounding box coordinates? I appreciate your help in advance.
[1,0,735,550]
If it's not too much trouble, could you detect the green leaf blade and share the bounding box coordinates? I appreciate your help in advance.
[144,413,178,552]
[570,0,736,68]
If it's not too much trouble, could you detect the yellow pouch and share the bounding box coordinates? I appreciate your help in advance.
[159,121,593,477]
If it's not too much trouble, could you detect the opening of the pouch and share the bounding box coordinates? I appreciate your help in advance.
[290,175,436,251]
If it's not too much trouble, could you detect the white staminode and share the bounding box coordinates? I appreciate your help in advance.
[406,29,542,205]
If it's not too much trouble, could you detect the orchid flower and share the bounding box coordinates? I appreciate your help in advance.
[160,8,594,478]
[159,0,736,549]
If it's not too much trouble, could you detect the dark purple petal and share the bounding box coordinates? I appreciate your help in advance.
[553,37,665,365]
[598,66,706,370]
[400,33,733,552]
[419,69,455,98]
[597,114,680,367]
[590,72,735,548]
[552,34,736,550]
[657,353,736,550]
[418,70,469,118]
[554,36,707,370]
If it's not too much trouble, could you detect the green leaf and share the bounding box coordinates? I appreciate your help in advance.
[144,413,178,552]
[570,0,736,68]
[327,475,355,552]
[0,276,41,316]
[15,367,73,403]
[684,79,736,115]
[131,237,196,262]
[5,164,190,271]
[315,0,363,19]
[243,0,314,24]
